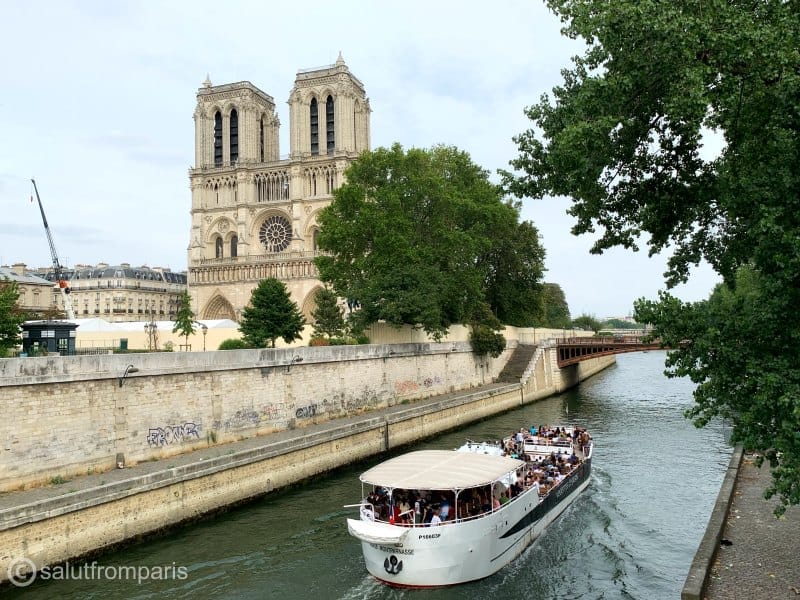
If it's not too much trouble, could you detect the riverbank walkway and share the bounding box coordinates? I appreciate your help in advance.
[702,452,800,599]
[0,383,511,525]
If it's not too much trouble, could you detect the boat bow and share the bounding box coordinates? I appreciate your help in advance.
[347,518,410,546]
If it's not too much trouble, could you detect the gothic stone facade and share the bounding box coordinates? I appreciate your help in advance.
[188,55,371,321]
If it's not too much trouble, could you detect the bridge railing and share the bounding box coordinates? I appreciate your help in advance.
[556,336,647,345]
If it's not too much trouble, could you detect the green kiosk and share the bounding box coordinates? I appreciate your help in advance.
[21,321,79,356]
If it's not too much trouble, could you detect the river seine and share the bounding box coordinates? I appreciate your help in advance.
[5,351,732,599]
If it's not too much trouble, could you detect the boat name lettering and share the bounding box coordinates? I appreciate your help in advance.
[418,533,441,539]
[555,469,581,500]
[371,544,414,555]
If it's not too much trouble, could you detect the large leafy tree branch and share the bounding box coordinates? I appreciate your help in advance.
[505,0,799,513]
[506,0,798,286]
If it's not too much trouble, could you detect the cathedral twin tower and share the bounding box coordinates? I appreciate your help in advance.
[188,54,371,321]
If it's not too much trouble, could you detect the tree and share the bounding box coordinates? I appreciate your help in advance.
[239,278,306,348]
[218,338,251,350]
[481,218,546,327]
[469,303,507,358]
[540,283,571,329]
[316,143,546,339]
[572,314,602,333]
[603,318,643,331]
[311,287,345,340]
[0,279,25,356]
[172,291,196,349]
[506,1,800,513]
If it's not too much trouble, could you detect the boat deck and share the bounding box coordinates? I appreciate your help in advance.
[360,425,592,526]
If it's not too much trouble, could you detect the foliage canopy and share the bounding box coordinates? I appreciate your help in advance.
[316,144,547,340]
[571,314,602,333]
[218,338,251,351]
[469,303,507,358]
[0,279,25,356]
[506,0,800,513]
[239,279,306,348]
[540,283,571,329]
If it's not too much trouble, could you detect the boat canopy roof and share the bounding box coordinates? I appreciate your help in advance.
[359,450,525,490]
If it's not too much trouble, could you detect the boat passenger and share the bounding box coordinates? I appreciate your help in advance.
[510,479,523,499]
[439,494,451,521]
[416,501,424,524]
[515,428,525,451]
[579,430,592,455]
[423,501,435,525]
[480,490,491,514]
[398,495,409,512]
[429,506,442,526]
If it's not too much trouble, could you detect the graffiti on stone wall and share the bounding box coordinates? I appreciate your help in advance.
[394,380,419,394]
[395,376,442,394]
[291,389,381,420]
[295,404,319,419]
[346,388,380,411]
[146,422,201,447]
[423,376,442,388]
[213,403,286,432]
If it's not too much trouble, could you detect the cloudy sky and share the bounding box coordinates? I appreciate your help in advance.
[0,0,719,318]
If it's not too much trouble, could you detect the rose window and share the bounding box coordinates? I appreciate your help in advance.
[259,215,291,252]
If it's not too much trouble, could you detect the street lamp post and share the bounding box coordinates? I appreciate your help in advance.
[194,321,209,351]
[144,319,158,351]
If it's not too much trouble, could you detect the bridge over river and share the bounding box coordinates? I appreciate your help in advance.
[556,335,663,367]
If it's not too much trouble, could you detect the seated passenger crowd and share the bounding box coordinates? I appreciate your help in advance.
[362,425,591,526]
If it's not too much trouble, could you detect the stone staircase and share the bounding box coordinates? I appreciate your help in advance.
[496,344,538,383]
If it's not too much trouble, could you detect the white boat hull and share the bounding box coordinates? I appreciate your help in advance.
[351,459,591,587]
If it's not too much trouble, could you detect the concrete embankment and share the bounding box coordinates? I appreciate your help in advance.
[684,446,800,599]
[0,352,614,583]
[682,444,744,600]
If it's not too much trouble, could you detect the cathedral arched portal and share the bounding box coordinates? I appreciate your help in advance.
[301,286,324,322]
[202,294,236,321]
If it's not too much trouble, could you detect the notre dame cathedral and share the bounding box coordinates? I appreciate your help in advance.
[188,54,371,321]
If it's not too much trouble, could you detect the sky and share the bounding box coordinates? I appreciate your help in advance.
[0,0,720,319]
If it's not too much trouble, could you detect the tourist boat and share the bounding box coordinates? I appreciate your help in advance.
[346,426,593,587]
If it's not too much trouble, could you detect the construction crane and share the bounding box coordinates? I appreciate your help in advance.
[31,179,75,320]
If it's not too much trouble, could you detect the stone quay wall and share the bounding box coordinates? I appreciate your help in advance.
[0,349,614,582]
[0,341,518,491]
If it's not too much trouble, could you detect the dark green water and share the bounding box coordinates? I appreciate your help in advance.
[3,351,731,599]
